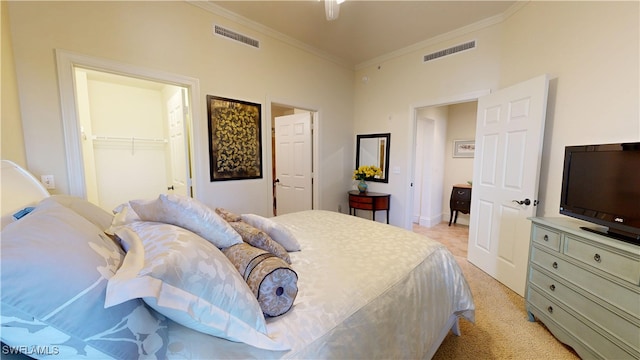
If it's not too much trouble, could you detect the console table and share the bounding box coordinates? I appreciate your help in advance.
[348,190,390,224]
[449,184,471,226]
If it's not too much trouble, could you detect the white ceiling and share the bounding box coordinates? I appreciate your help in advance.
[207,1,518,68]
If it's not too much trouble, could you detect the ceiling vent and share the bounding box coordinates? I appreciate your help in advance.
[423,40,476,63]
[213,25,260,49]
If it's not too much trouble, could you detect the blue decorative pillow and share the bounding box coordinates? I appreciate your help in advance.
[0,200,169,359]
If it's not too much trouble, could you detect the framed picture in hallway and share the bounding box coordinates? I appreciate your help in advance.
[207,95,263,181]
[453,139,475,158]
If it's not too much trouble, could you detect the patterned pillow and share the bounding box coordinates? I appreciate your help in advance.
[229,221,291,264]
[215,207,242,222]
[106,222,288,351]
[223,243,298,317]
[125,194,242,249]
[0,200,168,359]
[241,213,301,251]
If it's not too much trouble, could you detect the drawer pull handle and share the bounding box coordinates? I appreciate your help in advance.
[543,235,549,242]
[549,284,555,291]
[593,253,601,262]
[547,306,553,314]
[552,262,558,269]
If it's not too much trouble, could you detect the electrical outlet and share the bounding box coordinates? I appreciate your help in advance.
[41,175,55,189]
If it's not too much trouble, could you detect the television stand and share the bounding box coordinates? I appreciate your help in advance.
[526,217,639,359]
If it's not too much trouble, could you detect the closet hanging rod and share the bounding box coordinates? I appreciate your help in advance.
[91,135,168,143]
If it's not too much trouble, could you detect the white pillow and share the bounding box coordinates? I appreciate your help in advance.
[1,200,168,359]
[106,221,288,351]
[241,214,301,251]
[127,194,242,249]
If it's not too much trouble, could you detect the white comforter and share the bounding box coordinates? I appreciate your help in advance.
[166,210,475,359]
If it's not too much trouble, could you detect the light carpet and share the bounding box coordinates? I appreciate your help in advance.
[413,223,580,360]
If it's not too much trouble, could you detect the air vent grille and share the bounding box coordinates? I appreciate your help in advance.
[423,40,476,63]
[214,25,260,49]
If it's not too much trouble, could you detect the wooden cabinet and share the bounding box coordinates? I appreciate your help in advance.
[348,190,390,224]
[527,217,640,359]
[449,184,471,226]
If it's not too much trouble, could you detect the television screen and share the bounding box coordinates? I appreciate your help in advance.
[560,142,640,244]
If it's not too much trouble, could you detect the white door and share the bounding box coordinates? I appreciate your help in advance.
[467,74,549,296]
[166,89,190,197]
[275,113,313,215]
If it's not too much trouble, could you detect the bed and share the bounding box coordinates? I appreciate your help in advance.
[1,160,475,359]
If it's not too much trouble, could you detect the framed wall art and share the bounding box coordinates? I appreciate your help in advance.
[207,95,263,181]
[453,139,475,158]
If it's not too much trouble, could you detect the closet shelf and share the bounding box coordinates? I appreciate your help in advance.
[91,135,168,155]
[91,135,168,143]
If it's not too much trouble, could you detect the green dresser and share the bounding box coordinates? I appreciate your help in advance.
[526,217,640,359]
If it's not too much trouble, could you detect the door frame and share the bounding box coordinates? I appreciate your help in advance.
[266,98,319,215]
[405,89,490,230]
[56,49,201,199]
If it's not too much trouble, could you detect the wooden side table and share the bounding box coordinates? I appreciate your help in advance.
[348,190,391,224]
[449,184,471,226]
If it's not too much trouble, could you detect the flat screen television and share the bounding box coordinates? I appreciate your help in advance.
[559,142,640,245]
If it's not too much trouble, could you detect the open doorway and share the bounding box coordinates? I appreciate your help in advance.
[412,102,477,228]
[74,69,191,211]
[270,103,316,216]
[56,50,199,211]
[407,89,489,230]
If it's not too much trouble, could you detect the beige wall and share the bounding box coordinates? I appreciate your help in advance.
[7,1,355,216]
[1,1,27,166]
[7,1,639,223]
[354,1,639,227]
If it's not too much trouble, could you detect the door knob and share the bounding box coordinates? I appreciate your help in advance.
[512,198,531,206]
[273,178,280,187]
[167,185,174,191]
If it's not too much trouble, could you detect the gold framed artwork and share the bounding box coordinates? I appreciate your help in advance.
[207,95,263,181]
[453,139,475,158]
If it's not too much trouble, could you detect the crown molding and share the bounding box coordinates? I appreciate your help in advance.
[187,0,529,72]
[355,1,529,70]
[187,1,352,69]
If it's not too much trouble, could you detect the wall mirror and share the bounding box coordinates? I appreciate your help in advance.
[356,133,391,183]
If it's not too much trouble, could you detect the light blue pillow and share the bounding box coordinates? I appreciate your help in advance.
[1,200,169,359]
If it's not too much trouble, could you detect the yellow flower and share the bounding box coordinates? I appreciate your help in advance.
[353,165,382,180]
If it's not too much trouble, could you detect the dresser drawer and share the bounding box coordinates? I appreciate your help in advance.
[349,195,373,205]
[532,225,561,252]
[527,289,635,360]
[529,269,639,350]
[564,236,640,285]
[530,247,640,317]
[451,200,470,211]
[451,187,471,201]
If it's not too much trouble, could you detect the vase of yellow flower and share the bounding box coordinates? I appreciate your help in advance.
[353,165,382,193]
[357,179,368,193]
